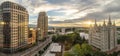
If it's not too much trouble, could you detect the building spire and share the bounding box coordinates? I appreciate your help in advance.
[108,14,112,25]
[90,24,92,27]
[94,19,97,26]
[103,19,106,26]
[113,20,116,26]
[98,24,101,27]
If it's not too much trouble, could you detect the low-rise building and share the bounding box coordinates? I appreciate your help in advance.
[28,28,36,45]
[43,43,62,56]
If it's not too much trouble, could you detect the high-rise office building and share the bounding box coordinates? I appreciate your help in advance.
[0,1,29,53]
[37,12,48,41]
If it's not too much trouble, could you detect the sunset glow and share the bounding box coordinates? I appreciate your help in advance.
[85,21,94,25]
[0,0,119,27]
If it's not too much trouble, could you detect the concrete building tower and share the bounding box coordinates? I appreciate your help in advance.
[0,1,29,53]
[37,12,48,41]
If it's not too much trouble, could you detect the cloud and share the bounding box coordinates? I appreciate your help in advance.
[0,0,120,27]
[104,0,120,13]
[46,0,71,4]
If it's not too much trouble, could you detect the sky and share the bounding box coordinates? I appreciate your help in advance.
[0,0,120,27]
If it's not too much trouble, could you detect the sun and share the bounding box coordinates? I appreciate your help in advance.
[83,21,94,27]
[86,21,94,25]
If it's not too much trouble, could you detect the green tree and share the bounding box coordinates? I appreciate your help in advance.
[73,32,87,45]
[52,35,57,42]
[81,43,93,55]
[64,43,108,56]
[64,51,73,56]
[64,44,92,56]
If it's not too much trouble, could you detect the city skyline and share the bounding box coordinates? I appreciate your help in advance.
[0,1,50,55]
[0,0,120,27]
[0,1,120,56]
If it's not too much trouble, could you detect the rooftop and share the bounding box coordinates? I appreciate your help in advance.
[50,46,61,53]
[43,43,62,56]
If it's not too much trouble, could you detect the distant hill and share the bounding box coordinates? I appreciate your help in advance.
[29,24,54,30]
[29,24,37,28]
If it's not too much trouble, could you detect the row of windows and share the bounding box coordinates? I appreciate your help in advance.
[2,2,26,11]
[2,10,27,15]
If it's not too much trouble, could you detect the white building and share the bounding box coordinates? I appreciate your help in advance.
[89,16,117,52]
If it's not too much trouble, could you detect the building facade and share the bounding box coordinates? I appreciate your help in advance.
[89,16,117,52]
[28,28,36,45]
[116,26,120,40]
[37,12,48,41]
[0,1,29,53]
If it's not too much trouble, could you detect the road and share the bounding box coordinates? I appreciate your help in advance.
[0,37,52,56]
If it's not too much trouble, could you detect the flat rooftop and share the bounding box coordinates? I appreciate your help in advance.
[50,46,61,52]
[43,43,62,56]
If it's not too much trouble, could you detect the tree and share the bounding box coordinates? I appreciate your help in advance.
[64,44,83,56]
[71,44,84,56]
[52,35,57,42]
[64,44,92,56]
[64,43,108,56]
[73,32,87,45]
[81,43,93,54]
[64,52,73,56]
[57,35,68,44]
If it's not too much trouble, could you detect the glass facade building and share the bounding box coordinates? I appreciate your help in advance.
[0,1,29,53]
